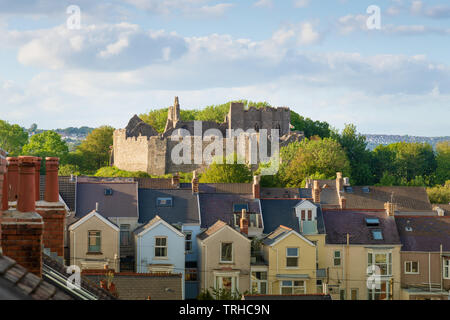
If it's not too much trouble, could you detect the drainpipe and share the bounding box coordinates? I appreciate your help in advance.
[429,252,432,292]
[202,243,207,292]
[346,233,349,300]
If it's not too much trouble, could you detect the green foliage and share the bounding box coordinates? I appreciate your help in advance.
[197,288,245,300]
[372,142,437,186]
[139,108,169,133]
[0,120,29,156]
[427,181,450,204]
[332,124,373,185]
[74,126,114,173]
[290,111,331,139]
[435,141,450,185]
[200,153,253,183]
[278,138,350,187]
[95,166,150,178]
[59,164,81,176]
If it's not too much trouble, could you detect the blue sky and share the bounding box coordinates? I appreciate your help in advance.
[0,0,449,136]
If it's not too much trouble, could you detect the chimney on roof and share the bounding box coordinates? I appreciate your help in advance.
[172,172,180,188]
[313,180,321,204]
[192,171,199,194]
[33,157,41,202]
[6,157,19,202]
[44,157,59,202]
[1,156,7,212]
[1,155,44,276]
[336,172,343,192]
[252,175,260,199]
[384,202,396,217]
[340,196,346,210]
[96,202,99,212]
[240,209,249,235]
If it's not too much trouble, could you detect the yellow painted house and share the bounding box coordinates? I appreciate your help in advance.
[262,226,319,294]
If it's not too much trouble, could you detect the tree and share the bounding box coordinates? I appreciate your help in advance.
[435,141,450,185]
[332,124,373,185]
[74,126,114,174]
[95,166,150,178]
[199,154,253,183]
[0,120,29,156]
[280,138,351,187]
[290,111,331,139]
[22,131,69,173]
[139,108,169,133]
[427,181,450,204]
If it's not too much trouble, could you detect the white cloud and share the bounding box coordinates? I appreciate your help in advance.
[293,0,310,8]
[253,0,273,8]
[410,1,450,19]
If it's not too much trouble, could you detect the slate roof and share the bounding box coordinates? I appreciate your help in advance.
[75,182,138,219]
[197,220,228,240]
[0,254,73,300]
[395,216,450,252]
[262,225,293,246]
[137,178,179,190]
[260,199,326,235]
[198,193,260,228]
[322,210,402,245]
[340,186,433,212]
[260,188,302,199]
[138,189,200,225]
[84,272,183,300]
[200,183,253,194]
[314,179,340,207]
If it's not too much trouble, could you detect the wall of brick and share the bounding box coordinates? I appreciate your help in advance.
[36,203,66,257]
[0,149,6,242]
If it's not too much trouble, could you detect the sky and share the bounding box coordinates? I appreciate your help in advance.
[0,0,449,136]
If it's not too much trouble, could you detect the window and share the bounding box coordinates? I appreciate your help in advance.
[88,231,101,253]
[156,197,172,207]
[251,271,268,294]
[316,280,323,294]
[368,280,390,300]
[444,259,450,279]
[365,218,380,226]
[334,250,341,266]
[405,261,419,274]
[339,289,346,300]
[286,248,299,267]
[233,203,248,213]
[351,288,358,300]
[301,210,306,221]
[280,280,305,294]
[221,243,233,263]
[120,224,130,246]
[155,237,167,258]
[186,269,198,281]
[184,231,193,253]
[104,188,113,196]
[368,252,392,276]
[307,210,312,221]
[372,230,383,240]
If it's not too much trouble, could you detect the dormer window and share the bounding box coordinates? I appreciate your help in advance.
[157,197,173,207]
[365,218,380,227]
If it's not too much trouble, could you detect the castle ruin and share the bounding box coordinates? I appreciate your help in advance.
[112,98,304,175]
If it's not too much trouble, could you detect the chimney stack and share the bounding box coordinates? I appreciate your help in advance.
[336,172,343,192]
[17,156,36,213]
[1,155,7,212]
[34,157,41,202]
[384,202,396,217]
[44,157,59,202]
[1,156,44,276]
[172,172,180,188]
[192,171,199,194]
[340,196,347,210]
[252,175,260,199]
[240,209,249,235]
[6,157,19,202]
[313,180,321,204]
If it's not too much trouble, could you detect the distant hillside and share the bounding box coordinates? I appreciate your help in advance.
[364,134,450,150]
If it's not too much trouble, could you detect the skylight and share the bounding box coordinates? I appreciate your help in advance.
[233,203,249,212]
[156,197,173,207]
[365,218,380,226]
[104,188,113,196]
[362,187,370,193]
[372,230,383,240]
[344,186,353,193]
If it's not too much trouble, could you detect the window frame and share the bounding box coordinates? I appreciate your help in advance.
[404,261,420,274]
[184,231,193,254]
[351,288,359,300]
[220,242,233,263]
[87,230,101,253]
[280,280,306,294]
[154,236,168,258]
[120,224,131,247]
[368,251,392,276]
[444,259,450,280]
[286,247,299,268]
[251,271,268,294]
[334,250,342,267]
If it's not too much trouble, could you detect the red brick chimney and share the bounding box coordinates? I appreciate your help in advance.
[240,209,249,235]
[172,172,180,188]
[36,157,66,258]
[44,157,59,202]
[34,157,41,202]
[6,157,19,202]
[313,180,321,204]
[192,171,199,194]
[252,175,260,199]
[1,156,44,276]
[340,196,347,210]
[1,152,7,212]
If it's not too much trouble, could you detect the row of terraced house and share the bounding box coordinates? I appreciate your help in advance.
[0,151,449,300]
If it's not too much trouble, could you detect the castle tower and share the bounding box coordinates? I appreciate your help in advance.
[165,96,181,131]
